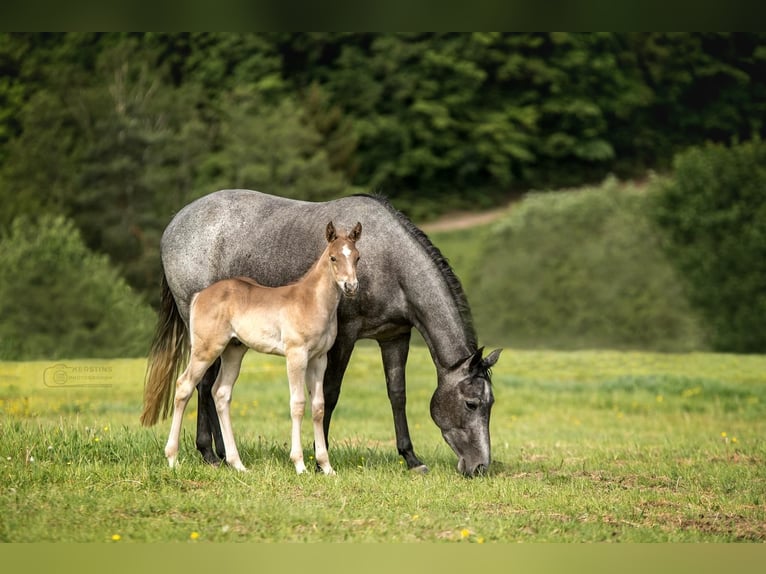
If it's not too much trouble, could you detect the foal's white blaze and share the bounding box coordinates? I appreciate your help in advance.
[341,245,352,257]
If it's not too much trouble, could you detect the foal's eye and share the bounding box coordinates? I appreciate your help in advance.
[465,400,480,412]
[330,256,337,262]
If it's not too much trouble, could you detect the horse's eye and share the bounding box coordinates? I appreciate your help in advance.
[330,256,337,262]
[465,400,480,412]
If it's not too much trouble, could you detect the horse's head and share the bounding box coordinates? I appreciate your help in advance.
[430,347,501,477]
[326,221,362,297]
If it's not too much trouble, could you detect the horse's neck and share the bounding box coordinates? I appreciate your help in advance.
[403,254,476,375]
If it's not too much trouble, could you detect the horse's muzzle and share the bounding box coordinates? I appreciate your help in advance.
[343,281,359,297]
[458,458,489,478]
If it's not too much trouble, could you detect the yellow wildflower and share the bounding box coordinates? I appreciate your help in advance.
[190,531,200,540]
[460,528,471,539]
[111,534,121,542]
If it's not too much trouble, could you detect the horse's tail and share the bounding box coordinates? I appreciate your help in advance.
[140,270,189,427]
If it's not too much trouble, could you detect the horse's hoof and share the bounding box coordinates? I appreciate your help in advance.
[200,453,222,467]
[410,464,429,474]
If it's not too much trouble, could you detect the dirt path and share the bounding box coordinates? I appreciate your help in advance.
[419,204,512,233]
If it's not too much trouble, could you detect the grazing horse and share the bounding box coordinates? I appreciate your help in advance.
[141,190,501,477]
[163,221,361,474]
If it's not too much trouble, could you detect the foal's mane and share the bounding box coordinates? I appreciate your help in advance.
[356,193,478,350]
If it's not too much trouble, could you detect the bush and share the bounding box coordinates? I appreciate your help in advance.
[452,179,707,351]
[0,214,155,359]
[652,140,766,352]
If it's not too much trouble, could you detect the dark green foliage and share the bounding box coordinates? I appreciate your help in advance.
[652,140,766,352]
[0,38,214,296]
[200,86,357,202]
[1,33,765,356]
[3,32,766,231]
[0,215,154,359]
[442,180,707,351]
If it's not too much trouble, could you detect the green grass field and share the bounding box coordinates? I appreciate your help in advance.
[1,345,765,542]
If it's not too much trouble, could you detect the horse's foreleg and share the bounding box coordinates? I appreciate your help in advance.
[212,343,248,472]
[196,359,225,465]
[307,354,334,475]
[166,357,211,468]
[379,332,427,472]
[286,350,309,474]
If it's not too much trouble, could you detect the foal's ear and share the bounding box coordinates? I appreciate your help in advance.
[326,221,337,242]
[349,221,362,242]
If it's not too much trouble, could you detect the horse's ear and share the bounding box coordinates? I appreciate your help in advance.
[482,348,502,369]
[326,221,337,242]
[349,221,362,242]
[470,347,485,369]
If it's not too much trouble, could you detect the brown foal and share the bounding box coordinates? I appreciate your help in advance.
[163,221,362,474]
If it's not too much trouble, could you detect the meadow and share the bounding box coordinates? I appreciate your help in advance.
[1,345,765,542]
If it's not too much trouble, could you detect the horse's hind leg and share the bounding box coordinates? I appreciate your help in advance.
[212,342,248,472]
[165,356,213,468]
[195,359,225,465]
[306,353,334,475]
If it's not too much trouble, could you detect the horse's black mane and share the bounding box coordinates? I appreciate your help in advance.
[355,193,478,351]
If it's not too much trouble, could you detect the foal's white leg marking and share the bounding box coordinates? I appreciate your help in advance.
[286,349,309,474]
[307,353,334,475]
[212,344,249,472]
[165,357,211,467]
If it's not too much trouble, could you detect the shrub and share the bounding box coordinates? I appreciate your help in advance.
[0,214,155,359]
[652,140,766,352]
[455,179,707,351]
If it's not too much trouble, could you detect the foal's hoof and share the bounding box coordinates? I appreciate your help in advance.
[228,461,248,472]
[410,464,429,474]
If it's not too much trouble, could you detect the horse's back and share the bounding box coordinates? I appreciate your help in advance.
[162,189,418,339]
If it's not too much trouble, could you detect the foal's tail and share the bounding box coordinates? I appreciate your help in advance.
[140,271,189,427]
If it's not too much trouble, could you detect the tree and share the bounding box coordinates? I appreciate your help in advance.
[653,140,766,352]
[0,37,214,296]
[0,215,154,359]
[201,85,355,201]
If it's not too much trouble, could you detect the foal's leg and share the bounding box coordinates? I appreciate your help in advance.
[165,356,213,468]
[285,349,309,474]
[306,353,334,475]
[211,342,248,472]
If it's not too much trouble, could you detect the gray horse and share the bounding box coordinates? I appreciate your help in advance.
[141,190,501,476]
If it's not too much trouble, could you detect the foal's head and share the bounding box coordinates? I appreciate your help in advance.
[325,221,362,296]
